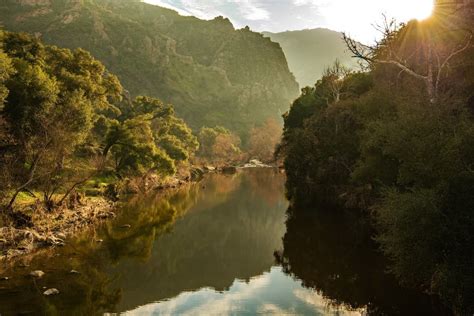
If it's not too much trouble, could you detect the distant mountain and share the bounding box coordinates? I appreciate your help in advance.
[0,0,299,138]
[263,28,358,88]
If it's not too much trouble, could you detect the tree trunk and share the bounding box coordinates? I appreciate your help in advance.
[6,155,40,210]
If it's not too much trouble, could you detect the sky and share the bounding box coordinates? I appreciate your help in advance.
[143,0,434,43]
[125,267,364,315]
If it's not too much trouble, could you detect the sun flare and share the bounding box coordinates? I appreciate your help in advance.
[410,0,435,20]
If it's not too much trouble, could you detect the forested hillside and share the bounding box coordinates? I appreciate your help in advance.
[0,0,299,138]
[263,28,358,88]
[280,6,474,314]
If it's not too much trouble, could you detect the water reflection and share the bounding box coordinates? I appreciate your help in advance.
[0,169,292,314]
[125,267,363,316]
[277,205,451,315]
[0,169,450,315]
[108,170,289,312]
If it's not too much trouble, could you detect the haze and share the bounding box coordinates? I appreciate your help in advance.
[144,0,434,43]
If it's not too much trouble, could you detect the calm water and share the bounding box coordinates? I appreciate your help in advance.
[0,169,450,315]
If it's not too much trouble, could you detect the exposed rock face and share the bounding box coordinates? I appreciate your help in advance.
[0,0,299,138]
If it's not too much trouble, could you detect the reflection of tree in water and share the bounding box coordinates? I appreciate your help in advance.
[0,170,289,314]
[276,205,452,315]
[0,186,202,315]
[247,168,286,207]
[110,169,288,311]
[100,185,201,262]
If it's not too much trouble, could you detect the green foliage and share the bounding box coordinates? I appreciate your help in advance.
[197,126,241,164]
[0,34,14,108]
[106,115,175,176]
[197,126,231,158]
[281,71,372,201]
[280,14,474,313]
[103,95,197,177]
[0,31,123,208]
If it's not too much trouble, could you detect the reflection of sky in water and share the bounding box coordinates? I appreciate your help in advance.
[124,266,364,315]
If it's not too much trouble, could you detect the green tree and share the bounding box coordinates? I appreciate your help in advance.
[104,115,175,177]
[1,31,122,209]
[197,126,241,164]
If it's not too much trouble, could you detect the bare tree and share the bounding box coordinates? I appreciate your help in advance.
[343,16,472,104]
[323,59,351,104]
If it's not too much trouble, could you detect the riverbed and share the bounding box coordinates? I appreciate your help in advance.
[0,169,450,315]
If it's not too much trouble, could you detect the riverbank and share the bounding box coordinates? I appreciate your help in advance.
[0,197,115,262]
[0,171,199,263]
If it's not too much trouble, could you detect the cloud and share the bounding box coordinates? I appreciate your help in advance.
[144,0,270,23]
[143,0,434,42]
[230,0,270,21]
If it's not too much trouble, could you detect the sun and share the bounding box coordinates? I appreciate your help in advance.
[408,0,434,20]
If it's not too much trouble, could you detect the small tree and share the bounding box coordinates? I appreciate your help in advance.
[322,60,351,104]
[197,126,241,164]
[248,118,282,163]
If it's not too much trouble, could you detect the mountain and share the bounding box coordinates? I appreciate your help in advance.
[0,0,299,138]
[263,28,358,88]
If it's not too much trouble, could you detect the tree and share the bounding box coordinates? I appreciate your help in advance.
[103,116,175,177]
[1,31,122,209]
[343,16,473,104]
[102,95,196,178]
[322,59,351,104]
[248,118,282,163]
[197,126,241,164]
[212,133,241,164]
[0,35,13,108]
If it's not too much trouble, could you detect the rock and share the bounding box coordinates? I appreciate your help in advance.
[29,270,45,278]
[43,288,59,296]
[204,166,216,172]
[46,236,65,246]
[1,277,9,281]
[120,224,131,229]
[242,159,271,168]
[222,166,237,174]
[69,270,80,274]
[95,239,104,243]
[249,159,264,166]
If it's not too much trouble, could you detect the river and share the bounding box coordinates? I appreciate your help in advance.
[0,169,450,315]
